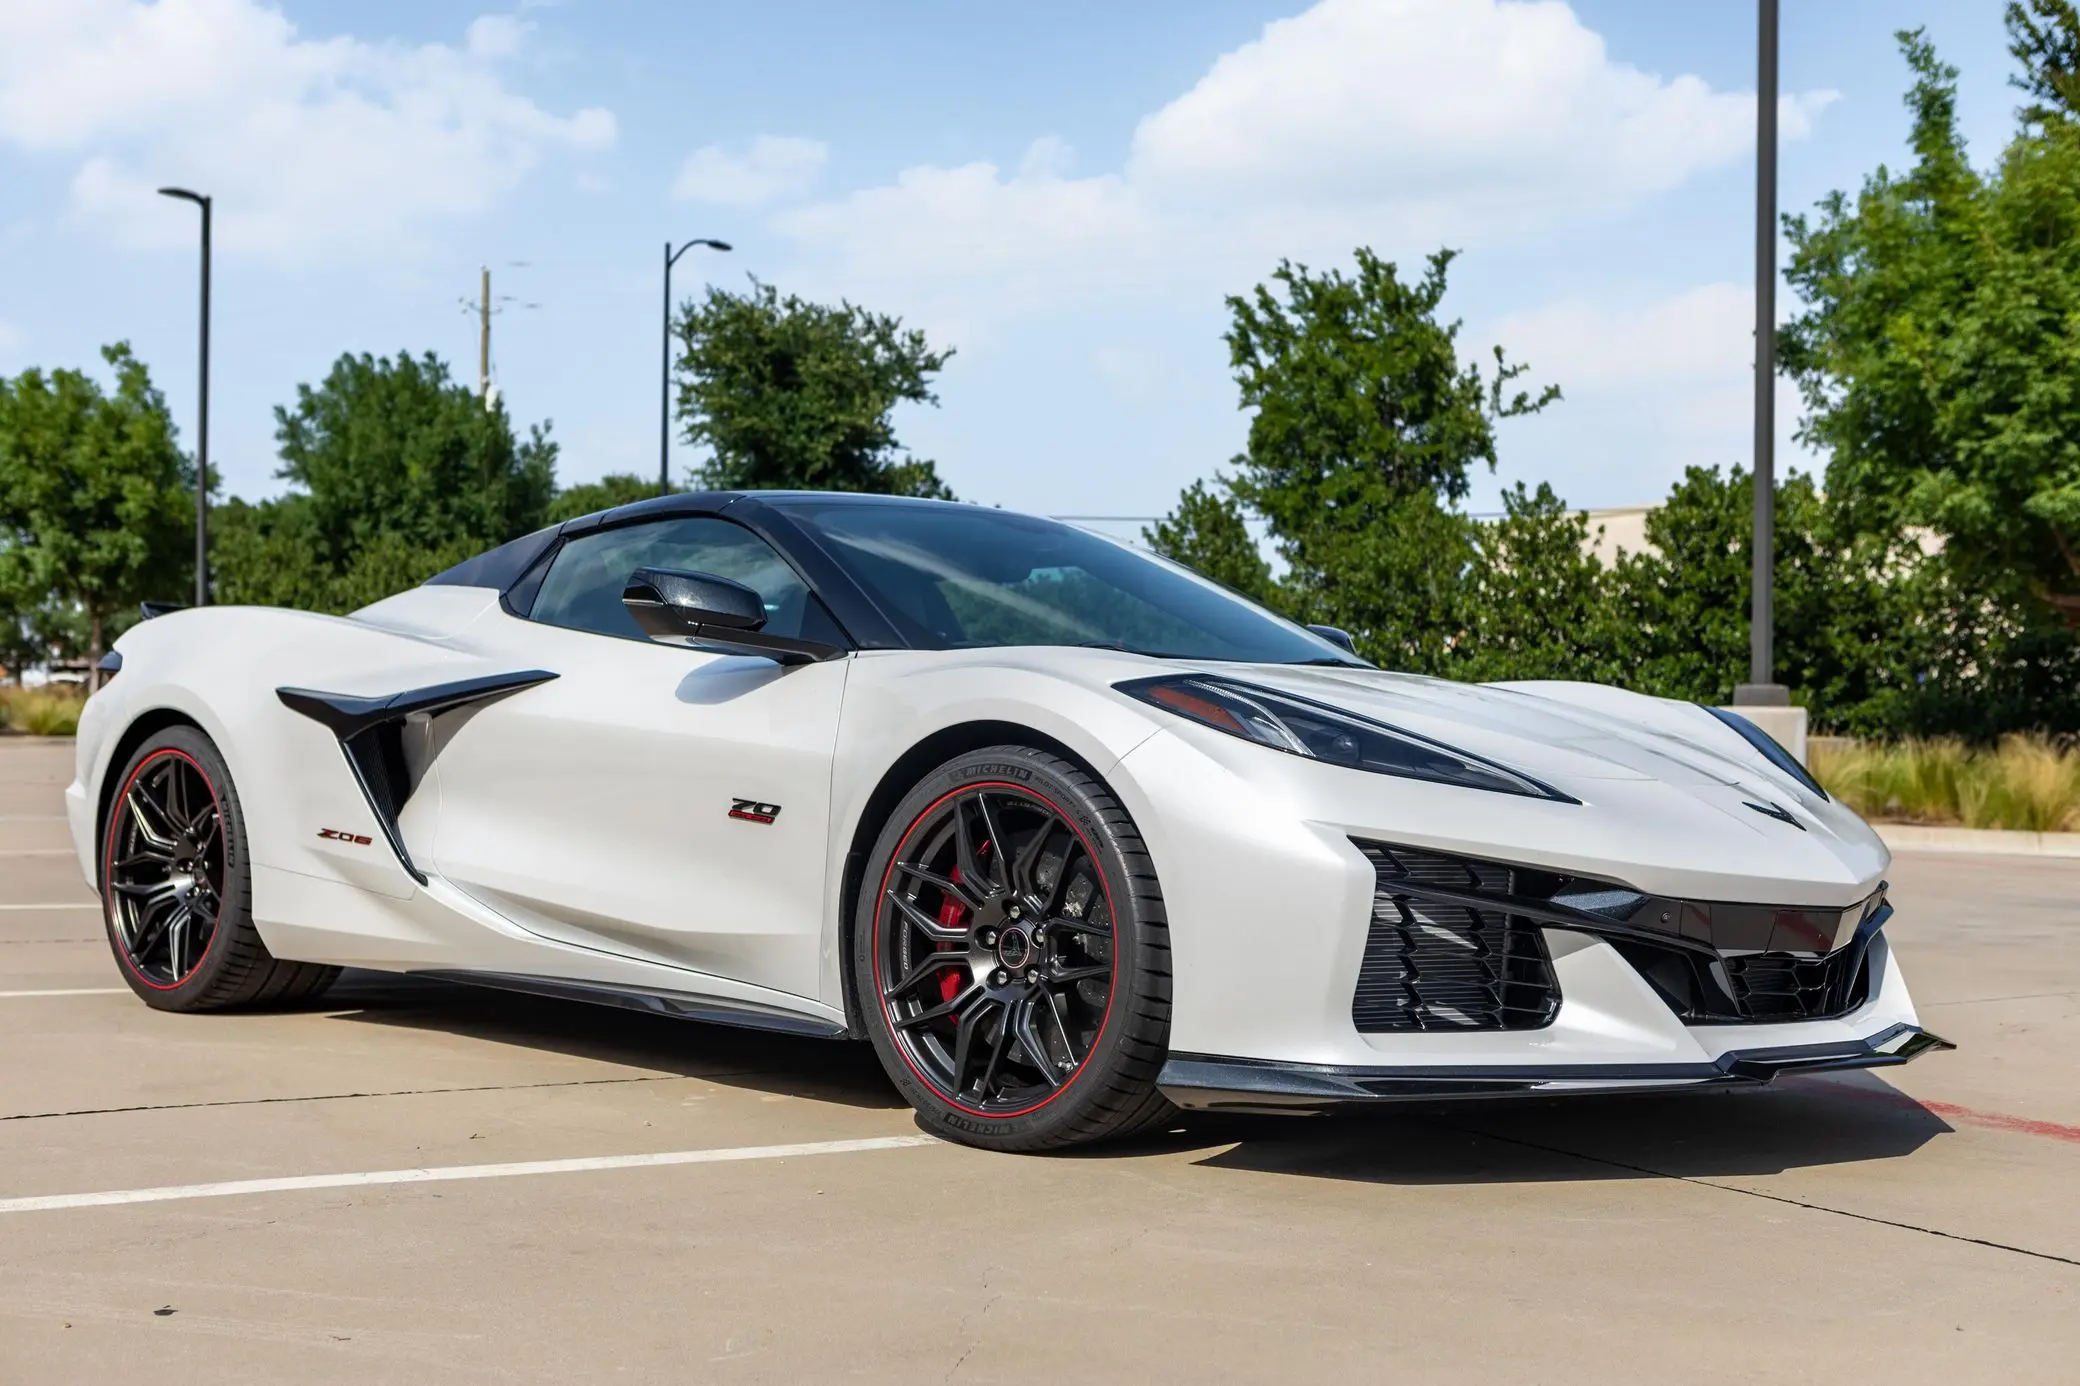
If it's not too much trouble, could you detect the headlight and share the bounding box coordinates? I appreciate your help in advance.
[1116,675,1574,802]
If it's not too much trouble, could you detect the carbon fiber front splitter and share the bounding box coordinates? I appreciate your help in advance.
[1156,1024,1955,1113]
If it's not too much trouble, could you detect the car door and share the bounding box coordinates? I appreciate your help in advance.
[428,514,851,1003]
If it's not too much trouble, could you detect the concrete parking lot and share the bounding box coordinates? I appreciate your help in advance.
[2,737,2075,1384]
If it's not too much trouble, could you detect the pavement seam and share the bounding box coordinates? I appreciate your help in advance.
[1446,1121,2080,1269]
[0,1070,760,1123]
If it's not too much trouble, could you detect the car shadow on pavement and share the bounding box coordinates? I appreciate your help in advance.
[314,969,909,1111]
[307,971,1956,1175]
[1135,1071,1953,1183]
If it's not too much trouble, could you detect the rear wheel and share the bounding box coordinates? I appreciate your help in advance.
[101,726,339,1011]
[853,746,1174,1151]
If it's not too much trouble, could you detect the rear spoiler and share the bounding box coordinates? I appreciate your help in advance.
[139,601,186,620]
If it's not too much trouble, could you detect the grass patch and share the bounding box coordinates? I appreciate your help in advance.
[1811,735,2080,832]
[0,686,85,736]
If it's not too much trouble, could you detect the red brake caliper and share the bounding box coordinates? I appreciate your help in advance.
[937,865,968,1008]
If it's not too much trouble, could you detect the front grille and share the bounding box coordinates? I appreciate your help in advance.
[1351,842,1560,1033]
[1608,930,1876,1024]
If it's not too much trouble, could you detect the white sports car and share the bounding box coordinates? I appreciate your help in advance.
[69,492,1949,1150]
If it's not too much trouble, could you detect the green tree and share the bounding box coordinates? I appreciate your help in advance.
[548,472,663,524]
[1142,478,1273,604]
[0,344,192,674]
[1173,247,1556,671]
[673,278,954,497]
[215,351,557,612]
[2009,0,2080,123]
[1783,24,2080,631]
[1456,483,1624,685]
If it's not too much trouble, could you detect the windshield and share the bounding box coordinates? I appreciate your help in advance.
[779,499,1365,665]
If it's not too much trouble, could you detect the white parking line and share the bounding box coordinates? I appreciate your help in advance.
[0,988,126,999]
[0,903,96,911]
[0,1135,944,1214]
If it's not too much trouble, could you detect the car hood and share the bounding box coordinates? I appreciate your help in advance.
[1183,662,1868,844]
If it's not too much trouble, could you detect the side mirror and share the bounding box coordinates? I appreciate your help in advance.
[621,567,844,665]
[1307,623,1358,654]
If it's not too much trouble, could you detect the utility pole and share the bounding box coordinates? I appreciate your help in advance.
[1736,0,1787,710]
[661,237,732,494]
[157,187,212,608]
[479,265,492,401]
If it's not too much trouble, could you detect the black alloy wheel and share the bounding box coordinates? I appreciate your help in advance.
[100,726,340,1011]
[856,746,1174,1151]
[106,747,225,988]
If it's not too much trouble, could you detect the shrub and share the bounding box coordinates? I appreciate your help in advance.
[0,685,84,736]
[1811,736,2079,831]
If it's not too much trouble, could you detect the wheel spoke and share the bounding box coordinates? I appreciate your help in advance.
[953,801,992,898]
[885,888,966,945]
[160,759,188,829]
[132,900,184,964]
[949,995,1004,1096]
[126,788,176,849]
[1010,820,1055,904]
[971,794,1011,893]
[884,949,969,999]
[1038,983,1080,1066]
[974,1006,1014,1098]
[114,848,173,871]
[890,860,982,913]
[1048,960,1109,984]
[1040,914,1109,937]
[112,879,179,903]
[1010,996,1060,1087]
[892,982,983,1031]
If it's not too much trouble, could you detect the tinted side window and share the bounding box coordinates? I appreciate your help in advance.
[529,516,836,643]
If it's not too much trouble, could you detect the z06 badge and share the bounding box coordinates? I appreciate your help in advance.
[728,799,781,825]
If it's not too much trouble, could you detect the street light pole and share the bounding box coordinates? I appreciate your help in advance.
[158,187,212,607]
[661,237,732,495]
[1737,0,1784,707]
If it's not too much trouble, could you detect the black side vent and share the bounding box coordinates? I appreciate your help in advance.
[1351,842,1560,1033]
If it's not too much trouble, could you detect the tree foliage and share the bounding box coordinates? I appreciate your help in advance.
[0,343,192,668]
[547,472,663,524]
[1142,479,1272,604]
[214,351,556,612]
[1784,24,2080,628]
[673,278,954,497]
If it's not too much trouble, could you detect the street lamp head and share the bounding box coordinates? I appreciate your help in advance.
[696,239,732,252]
[157,186,210,206]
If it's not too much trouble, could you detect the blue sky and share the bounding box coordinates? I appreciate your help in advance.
[0,0,2020,533]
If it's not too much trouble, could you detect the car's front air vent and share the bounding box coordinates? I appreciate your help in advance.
[1350,842,1561,1033]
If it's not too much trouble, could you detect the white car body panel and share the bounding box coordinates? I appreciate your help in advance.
[70,496,1942,1109]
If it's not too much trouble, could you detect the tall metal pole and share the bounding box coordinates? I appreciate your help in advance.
[661,237,732,495]
[660,242,673,495]
[1741,0,1783,704]
[158,187,212,607]
[479,265,492,400]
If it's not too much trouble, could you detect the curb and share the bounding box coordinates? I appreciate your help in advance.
[1876,824,2080,859]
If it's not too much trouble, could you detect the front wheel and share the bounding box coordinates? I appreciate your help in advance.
[852,746,1174,1151]
[101,725,339,1011]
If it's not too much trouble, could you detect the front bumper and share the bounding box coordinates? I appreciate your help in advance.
[1159,1023,1955,1112]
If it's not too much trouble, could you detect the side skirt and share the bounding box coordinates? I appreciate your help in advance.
[411,969,850,1040]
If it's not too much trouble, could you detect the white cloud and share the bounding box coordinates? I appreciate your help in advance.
[0,0,616,259]
[772,0,1833,334]
[1489,282,1754,389]
[1479,284,1821,509]
[672,135,828,207]
[0,320,22,352]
